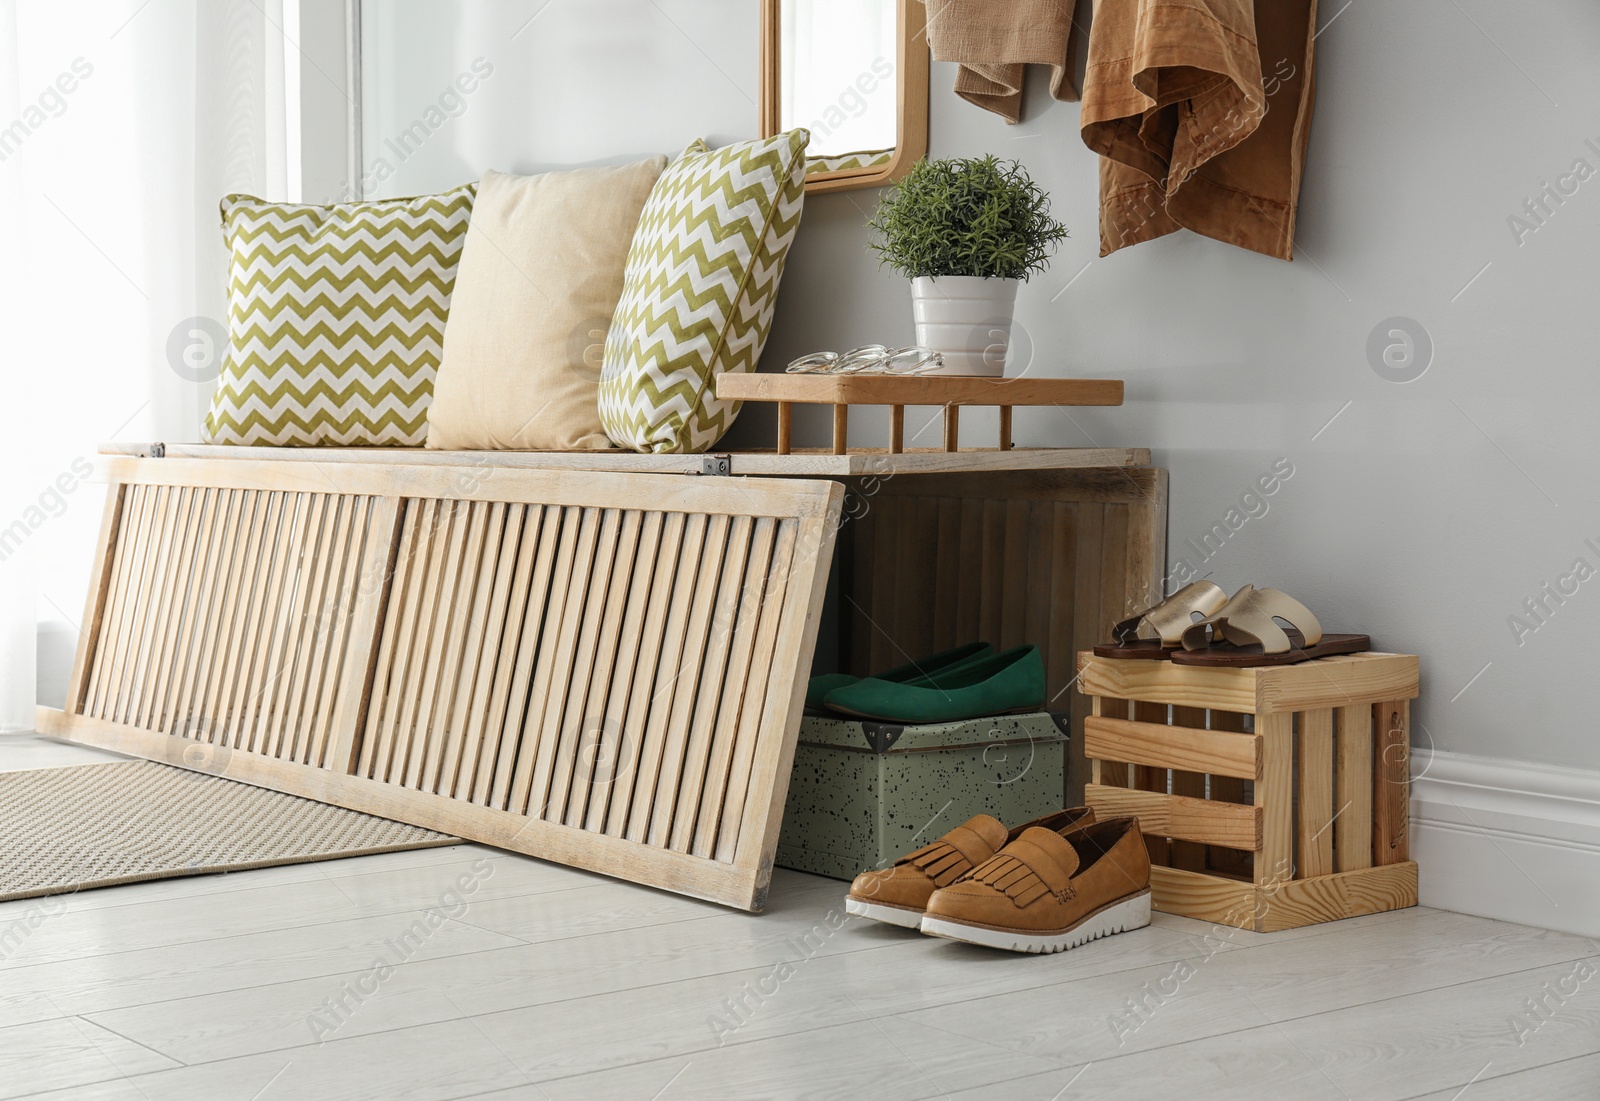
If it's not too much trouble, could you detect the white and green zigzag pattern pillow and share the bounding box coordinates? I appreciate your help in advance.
[203,184,475,446]
[598,130,808,454]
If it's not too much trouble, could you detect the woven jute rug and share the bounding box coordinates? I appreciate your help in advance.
[0,760,459,902]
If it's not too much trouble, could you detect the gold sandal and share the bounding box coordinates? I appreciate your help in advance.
[1093,581,1229,660]
[1172,584,1370,667]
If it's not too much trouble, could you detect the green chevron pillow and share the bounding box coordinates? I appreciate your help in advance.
[202,184,475,446]
[598,130,809,454]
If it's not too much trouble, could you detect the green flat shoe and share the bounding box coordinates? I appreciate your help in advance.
[823,645,1046,724]
[804,641,994,710]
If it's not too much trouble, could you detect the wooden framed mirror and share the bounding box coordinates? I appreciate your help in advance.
[760,0,929,194]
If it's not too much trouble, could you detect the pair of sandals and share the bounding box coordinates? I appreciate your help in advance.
[1094,581,1370,667]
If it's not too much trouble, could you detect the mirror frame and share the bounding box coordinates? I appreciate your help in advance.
[759,0,929,194]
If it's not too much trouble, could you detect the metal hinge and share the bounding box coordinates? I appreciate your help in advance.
[149,443,166,458]
[694,454,733,476]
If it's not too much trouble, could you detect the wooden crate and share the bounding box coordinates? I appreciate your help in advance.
[1077,651,1420,932]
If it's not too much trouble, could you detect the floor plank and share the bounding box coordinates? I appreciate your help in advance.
[0,1017,178,1100]
[1403,1051,1600,1101]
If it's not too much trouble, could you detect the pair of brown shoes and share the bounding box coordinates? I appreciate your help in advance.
[844,809,1152,954]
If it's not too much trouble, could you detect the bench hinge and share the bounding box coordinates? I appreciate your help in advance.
[694,454,733,476]
[149,442,166,458]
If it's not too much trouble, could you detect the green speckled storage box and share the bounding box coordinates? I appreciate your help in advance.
[776,712,1067,881]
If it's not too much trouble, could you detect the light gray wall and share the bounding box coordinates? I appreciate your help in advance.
[359,0,1600,773]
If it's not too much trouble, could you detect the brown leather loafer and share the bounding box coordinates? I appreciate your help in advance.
[844,808,1094,929]
[920,816,1151,953]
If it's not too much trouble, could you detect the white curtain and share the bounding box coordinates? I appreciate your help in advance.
[0,0,292,729]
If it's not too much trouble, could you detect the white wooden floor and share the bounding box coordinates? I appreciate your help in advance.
[2,734,1596,1101]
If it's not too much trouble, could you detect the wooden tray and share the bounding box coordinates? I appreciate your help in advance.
[715,374,1124,455]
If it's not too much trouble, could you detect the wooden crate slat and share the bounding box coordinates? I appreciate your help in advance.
[1168,704,1210,873]
[1334,702,1374,872]
[1296,709,1336,879]
[1084,714,1260,781]
[1256,712,1294,885]
[1147,864,1258,924]
[1256,861,1418,933]
[1084,783,1262,850]
[1374,699,1411,865]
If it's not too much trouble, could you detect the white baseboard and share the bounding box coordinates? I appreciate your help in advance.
[1411,750,1600,938]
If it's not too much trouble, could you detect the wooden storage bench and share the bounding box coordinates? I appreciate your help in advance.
[37,443,1167,911]
[1077,651,1420,932]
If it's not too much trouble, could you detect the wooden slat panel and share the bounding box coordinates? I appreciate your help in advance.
[1085,783,1262,850]
[1256,712,1294,885]
[168,488,237,739]
[443,502,509,798]
[222,492,288,742]
[502,502,579,812]
[404,501,470,789]
[480,505,548,807]
[1373,699,1410,865]
[582,511,663,832]
[1335,702,1374,872]
[80,485,131,717]
[604,512,686,837]
[373,498,436,780]
[516,506,600,817]
[239,491,304,754]
[669,515,752,851]
[294,496,356,765]
[120,486,177,728]
[565,509,644,827]
[646,514,730,846]
[140,486,203,733]
[394,499,456,784]
[691,517,776,857]
[264,493,330,760]
[324,496,395,771]
[64,457,842,911]
[1297,709,1336,879]
[460,504,526,802]
[542,508,624,820]
[419,502,489,790]
[197,490,264,744]
[716,520,798,864]
[1083,715,1260,780]
[625,513,708,841]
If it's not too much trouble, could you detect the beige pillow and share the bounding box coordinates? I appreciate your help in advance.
[426,158,666,450]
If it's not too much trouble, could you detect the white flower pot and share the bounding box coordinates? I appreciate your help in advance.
[910,275,1020,377]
